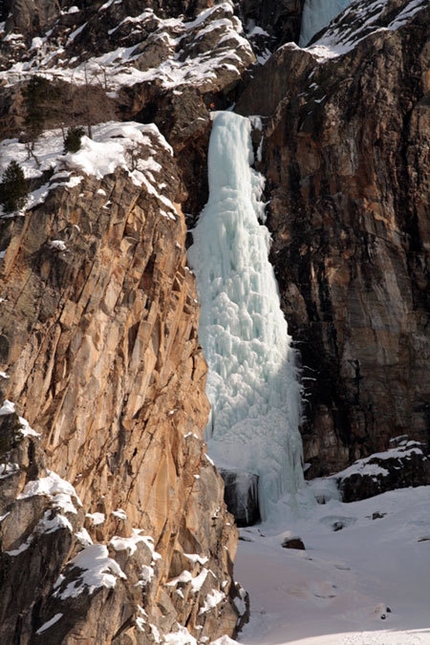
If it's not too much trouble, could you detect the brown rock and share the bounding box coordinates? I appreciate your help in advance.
[0,131,243,642]
[237,0,430,476]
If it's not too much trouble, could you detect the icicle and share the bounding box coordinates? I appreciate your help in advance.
[188,112,306,521]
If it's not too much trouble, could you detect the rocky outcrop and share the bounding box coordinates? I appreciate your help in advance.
[236,0,430,476]
[0,128,245,642]
[238,0,306,50]
[337,440,430,502]
[1,0,214,38]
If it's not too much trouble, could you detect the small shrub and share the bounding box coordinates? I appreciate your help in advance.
[0,161,28,214]
[63,126,85,154]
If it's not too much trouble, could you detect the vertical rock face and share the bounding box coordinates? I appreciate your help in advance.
[236,0,430,476]
[0,132,244,641]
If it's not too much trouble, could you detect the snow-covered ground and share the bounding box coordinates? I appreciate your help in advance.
[0,121,177,220]
[230,485,430,645]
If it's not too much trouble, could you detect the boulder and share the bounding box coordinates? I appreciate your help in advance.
[337,441,430,502]
[281,536,306,550]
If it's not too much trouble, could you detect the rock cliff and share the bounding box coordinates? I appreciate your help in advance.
[0,127,245,642]
[236,0,430,476]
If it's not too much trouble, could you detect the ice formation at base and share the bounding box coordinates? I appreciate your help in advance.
[299,0,352,46]
[188,111,305,520]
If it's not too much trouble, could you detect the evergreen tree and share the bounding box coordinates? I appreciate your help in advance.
[22,76,52,144]
[63,126,85,154]
[0,161,28,214]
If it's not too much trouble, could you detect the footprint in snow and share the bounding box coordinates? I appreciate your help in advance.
[310,580,338,601]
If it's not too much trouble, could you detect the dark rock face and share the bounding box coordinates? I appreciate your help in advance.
[238,0,306,48]
[237,0,430,476]
[220,470,261,527]
[4,0,63,36]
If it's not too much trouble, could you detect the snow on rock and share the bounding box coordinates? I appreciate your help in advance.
[111,508,127,520]
[75,527,93,547]
[53,544,126,599]
[48,240,67,251]
[6,510,74,556]
[335,440,430,502]
[198,588,225,615]
[184,553,209,565]
[304,0,428,60]
[304,441,430,505]
[166,566,216,594]
[18,470,82,515]
[163,623,198,644]
[85,512,106,526]
[109,528,151,555]
[0,122,179,217]
[232,584,248,619]
[0,401,39,439]
[0,2,255,94]
[17,416,40,438]
[137,564,155,586]
[0,462,20,480]
[210,637,238,645]
[0,400,16,415]
[35,612,63,635]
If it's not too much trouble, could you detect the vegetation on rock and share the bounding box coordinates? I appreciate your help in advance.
[0,160,28,213]
[63,126,85,153]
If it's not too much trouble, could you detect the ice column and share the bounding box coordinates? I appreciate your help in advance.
[188,112,305,520]
[299,0,352,46]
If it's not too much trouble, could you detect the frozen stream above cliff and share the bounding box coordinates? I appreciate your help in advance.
[188,111,306,521]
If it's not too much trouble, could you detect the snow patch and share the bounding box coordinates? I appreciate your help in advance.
[109,528,149,555]
[198,588,225,614]
[86,512,105,525]
[54,544,126,599]
[35,613,63,635]
[0,400,16,415]
[18,470,82,515]
[0,462,19,479]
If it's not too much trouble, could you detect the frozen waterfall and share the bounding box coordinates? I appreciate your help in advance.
[188,112,305,521]
[299,0,352,46]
